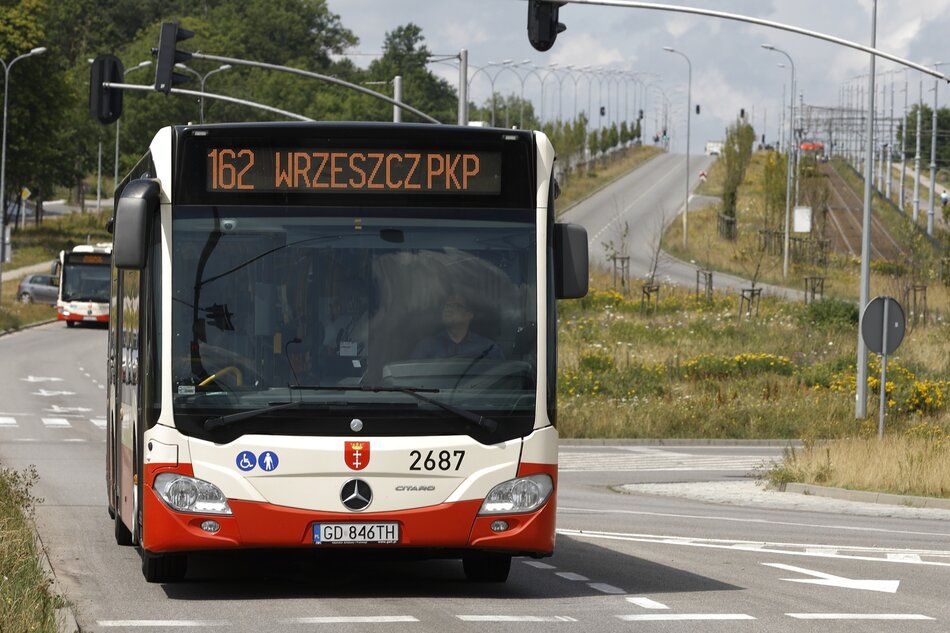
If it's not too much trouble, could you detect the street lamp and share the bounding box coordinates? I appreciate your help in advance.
[0,45,46,297]
[175,63,232,123]
[762,43,796,279]
[663,46,692,249]
[115,60,151,193]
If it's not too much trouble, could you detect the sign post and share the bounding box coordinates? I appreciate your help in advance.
[860,296,905,439]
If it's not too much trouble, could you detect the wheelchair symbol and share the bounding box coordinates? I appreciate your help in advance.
[236,451,257,471]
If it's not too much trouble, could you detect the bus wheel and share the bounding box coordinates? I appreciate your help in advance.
[141,550,187,583]
[462,552,511,582]
[66,321,75,328]
[114,513,133,546]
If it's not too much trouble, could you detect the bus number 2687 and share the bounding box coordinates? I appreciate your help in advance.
[409,450,465,471]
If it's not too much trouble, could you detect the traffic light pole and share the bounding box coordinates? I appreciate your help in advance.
[188,51,440,124]
[103,82,313,121]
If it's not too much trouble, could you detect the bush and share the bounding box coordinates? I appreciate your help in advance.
[800,298,859,328]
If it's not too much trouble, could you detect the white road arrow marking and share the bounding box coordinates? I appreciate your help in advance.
[21,376,63,383]
[46,405,92,414]
[764,563,900,593]
[32,390,76,397]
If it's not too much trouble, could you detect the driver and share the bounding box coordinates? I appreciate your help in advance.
[410,292,503,360]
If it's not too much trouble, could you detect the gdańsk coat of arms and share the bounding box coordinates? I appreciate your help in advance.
[345,441,370,471]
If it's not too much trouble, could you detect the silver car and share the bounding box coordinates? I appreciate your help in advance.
[16,273,58,305]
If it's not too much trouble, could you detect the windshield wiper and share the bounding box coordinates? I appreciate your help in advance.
[288,384,498,433]
[204,401,300,431]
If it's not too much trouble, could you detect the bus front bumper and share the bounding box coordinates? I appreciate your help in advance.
[141,463,556,557]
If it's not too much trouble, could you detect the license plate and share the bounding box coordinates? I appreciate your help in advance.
[313,522,399,545]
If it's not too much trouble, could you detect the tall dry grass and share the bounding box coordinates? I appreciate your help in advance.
[765,433,950,498]
[0,467,61,633]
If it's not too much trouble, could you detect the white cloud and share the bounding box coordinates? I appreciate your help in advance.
[324,0,950,152]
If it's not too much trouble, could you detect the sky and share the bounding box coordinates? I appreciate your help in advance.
[324,0,950,153]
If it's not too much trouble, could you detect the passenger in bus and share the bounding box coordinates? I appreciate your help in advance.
[410,292,504,360]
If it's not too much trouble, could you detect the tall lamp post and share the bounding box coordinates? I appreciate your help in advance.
[762,44,796,279]
[175,63,232,124]
[663,46,691,249]
[114,60,152,193]
[0,45,46,298]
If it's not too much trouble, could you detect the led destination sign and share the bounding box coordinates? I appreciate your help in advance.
[206,147,502,194]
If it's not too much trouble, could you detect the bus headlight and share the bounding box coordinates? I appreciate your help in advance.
[154,473,232,515]
[479,474,553,515]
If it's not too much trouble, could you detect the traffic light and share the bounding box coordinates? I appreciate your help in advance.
[527,1,566,52]
[154,22,194,93]
[599,106,606,116]
[695,104,700,115]
[89,54,124,124]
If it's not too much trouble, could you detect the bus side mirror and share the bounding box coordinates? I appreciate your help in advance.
[114,179,160,270]
[553,222,588,299]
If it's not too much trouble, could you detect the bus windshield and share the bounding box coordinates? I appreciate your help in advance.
[61,258,111,302]
[171,206,538,441]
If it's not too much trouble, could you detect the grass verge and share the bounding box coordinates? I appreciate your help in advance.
[764,434,950,498]
[0,466,62,632]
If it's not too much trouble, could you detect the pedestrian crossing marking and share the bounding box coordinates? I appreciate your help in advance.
[91,418,107,429]
[559,450,775,472]
[42,417,72,428]
[0,417,16,427]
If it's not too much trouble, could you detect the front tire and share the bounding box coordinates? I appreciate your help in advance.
[65,321,75,328]
[18,293,32,303]
[462,552,511,582]
[141,550,187,583]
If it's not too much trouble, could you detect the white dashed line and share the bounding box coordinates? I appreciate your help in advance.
[618,614,756,621]
[280,616,419,624]
[458,616,577,622]
[626,597,670,609]
[42,417,71,428]
[555,571,589,581]
[787,614,934,620]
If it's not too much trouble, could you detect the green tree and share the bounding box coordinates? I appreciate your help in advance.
[0,0,75,219]
[721,117,755,219]
[357,23,456,123]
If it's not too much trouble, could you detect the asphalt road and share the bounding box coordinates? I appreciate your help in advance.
[562,151,801,300]
[2,322,949,632]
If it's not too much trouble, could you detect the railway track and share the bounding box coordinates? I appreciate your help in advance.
[820,162,906,262]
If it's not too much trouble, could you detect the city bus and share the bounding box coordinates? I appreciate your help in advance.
[55,243,112,326]
[106,121,588,583]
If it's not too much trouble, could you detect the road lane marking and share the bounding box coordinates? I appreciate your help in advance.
[41,418,71,428]
[589,583,625,594]
[522,560,556,569]
[556,571,589,581]
[787,613,934,620]
[626,597,670,609]
[618,614,755,621]
[764,563,899,593]
[458,616,577,622]
[97,621,229,627]
[281,616,419,624]
[557,528,950,567]
[91,418,107,429]
[560,506,950,540]
[0,417,16,427]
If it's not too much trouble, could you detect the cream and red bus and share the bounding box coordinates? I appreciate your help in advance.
[107,122,588,583]
[55,243,112,326]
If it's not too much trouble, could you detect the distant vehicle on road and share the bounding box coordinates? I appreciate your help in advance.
[54,244,112,327]
[16,273,58,305]
[705,141,723,156]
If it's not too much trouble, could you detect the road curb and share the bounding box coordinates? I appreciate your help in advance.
[33,530,81,633]
[783,482,950,510]
[0,318,59,338]
[560,438,801,448]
